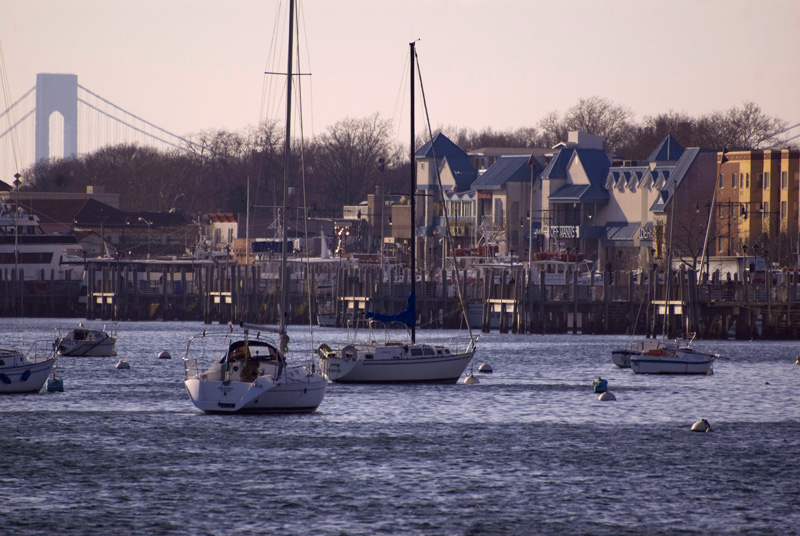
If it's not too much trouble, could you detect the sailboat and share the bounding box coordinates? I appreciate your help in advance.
[613,178,717,374]
[182,0,326,412]
[0,343,57,394]
[317,42,477,384]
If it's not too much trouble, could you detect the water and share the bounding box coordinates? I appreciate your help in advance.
[2,318,799,535]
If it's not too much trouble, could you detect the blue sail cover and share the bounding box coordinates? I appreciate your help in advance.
[365,291,416,328]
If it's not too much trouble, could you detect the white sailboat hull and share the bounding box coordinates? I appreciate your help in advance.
[0,351,56,394]
[185,367,326,413]
[319,343,474,384]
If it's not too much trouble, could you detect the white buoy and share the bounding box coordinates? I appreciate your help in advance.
[598,391,616,401]
[463,372,479,384]
[116,359,130,369]
[691,418,712,432]
[158,350,171,359]
[478,363,493,373]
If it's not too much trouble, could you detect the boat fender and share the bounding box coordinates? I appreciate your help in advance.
[0,373,10,384]
[691,419,712,433]
[21,369,31,382]
[317,344,331,358]
[342,345,357,362]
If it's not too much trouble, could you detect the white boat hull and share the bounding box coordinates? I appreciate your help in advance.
[630,349,715,375]
[184,371,327,413]
[319,343,474,384]
[57,337,117,357]
[0,351,56,394]
[56,327,117,357]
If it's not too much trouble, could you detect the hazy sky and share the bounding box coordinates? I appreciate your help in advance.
[2,0,800,144]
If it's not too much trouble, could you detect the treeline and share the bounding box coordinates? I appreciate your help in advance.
[24,98,792,216]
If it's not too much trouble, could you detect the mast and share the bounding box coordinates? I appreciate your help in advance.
[279,0,295,342]
[409,41,416,344]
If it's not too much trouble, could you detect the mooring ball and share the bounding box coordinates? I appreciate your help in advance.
[598,391,616,401]
[158,351,171,359]
[691,419,712,432]
[463,373,479,385]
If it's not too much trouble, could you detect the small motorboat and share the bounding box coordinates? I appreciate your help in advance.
[56,324,117,357]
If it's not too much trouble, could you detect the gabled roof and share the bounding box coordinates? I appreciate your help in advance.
[415,133,469,160]
[441,156,478,191]
[647,135,685,162]
[470,155,535,190]
[542,147,611,203]
[416,133,477,191]
[650,147,705,213]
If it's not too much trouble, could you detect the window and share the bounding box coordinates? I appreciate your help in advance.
[719,173,724,188]
[781,201,787,219]
[731,173,737,188]
[746,173,750,188]
[782,171,788,189]
[227,228,234,243]
[214,228,221,243]
[740,173,744,188]
[764,171,770,189]
[763,201,769,214]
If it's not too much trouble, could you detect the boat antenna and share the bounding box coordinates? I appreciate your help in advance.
[279,0,296,357]
[409,40,416,344]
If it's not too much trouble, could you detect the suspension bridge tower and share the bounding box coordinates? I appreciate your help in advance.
[34,73,78,162]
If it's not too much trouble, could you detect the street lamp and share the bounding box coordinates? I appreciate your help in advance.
[138,217,153,259]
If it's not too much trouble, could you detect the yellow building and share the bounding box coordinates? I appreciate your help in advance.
[715,149,800,265]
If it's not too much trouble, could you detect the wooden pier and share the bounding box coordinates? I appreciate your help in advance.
[2,260,799,339]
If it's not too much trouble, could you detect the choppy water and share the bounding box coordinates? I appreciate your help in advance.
[2,318,799,535]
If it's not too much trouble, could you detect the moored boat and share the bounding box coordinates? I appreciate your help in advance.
[56,324,117,357]
[0,343,57,394]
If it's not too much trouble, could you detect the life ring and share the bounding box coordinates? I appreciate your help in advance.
[342,345,357,362]
[317,343,332,358]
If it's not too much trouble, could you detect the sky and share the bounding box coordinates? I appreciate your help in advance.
[2,0,800,147]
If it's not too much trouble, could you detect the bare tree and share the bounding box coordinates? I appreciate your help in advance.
[539,97,635,153]
[308,113,397,211]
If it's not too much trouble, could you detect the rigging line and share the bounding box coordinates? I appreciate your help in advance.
[0,40,23,172]
[259,0,285,125]
[391,53,410,143]
[0,109,34,140]
[77,84,199,149]
[413,47,474,341]
[0,87,34,121]
[293,5,317,352]
[77,98,186,151]
[296,0,315,137]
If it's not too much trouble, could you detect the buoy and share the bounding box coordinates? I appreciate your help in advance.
[598,391,616,401]
[478,363,493,373]
[158,350,171,359]
[592,376,608,393]
[691,418,712,432]
[115,359,130,369]
[764,381,770,385]
[463,373,479,384]
[46,376,64,392]
[795,356,800,365]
